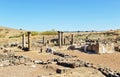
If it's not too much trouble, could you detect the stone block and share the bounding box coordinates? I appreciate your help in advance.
[56,68,71,74]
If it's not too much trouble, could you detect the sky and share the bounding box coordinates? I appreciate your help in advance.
[0,0,120,31]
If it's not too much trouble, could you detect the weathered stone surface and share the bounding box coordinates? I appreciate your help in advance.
[57,61,73,68]
[34,60,43,64]
[67,45,75,50]
[56,68,71,74]
[82,42,115,54]
[56,59,120,77]
[0,60,10,67]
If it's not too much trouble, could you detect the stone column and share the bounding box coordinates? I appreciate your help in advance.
[64,38,66,45]
[58,31,61,48]
[71,34,74,45]
[61,32,64,45]
[43,36,45,45]
[95,42,99,54]
[28,32,31,51]
[22,34,25,49]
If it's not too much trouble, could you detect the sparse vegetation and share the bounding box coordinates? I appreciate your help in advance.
[0,34,5,38]
[25,31,40,36]
[31,31,40,36]
[0,26,120,77]
[0,29,3,32]
[5,31,9,34]
[9,35,21,38]
[40,30,57,35]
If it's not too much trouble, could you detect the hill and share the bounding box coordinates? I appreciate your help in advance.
[0,26,26,38]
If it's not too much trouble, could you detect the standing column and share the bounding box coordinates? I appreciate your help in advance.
[58,31,61,48]
[61,32,64,45]
[64,38,66,45]
[71,34,74,45]
[43,36,45,45]
[28,32,31,51]
[22,34,25,49]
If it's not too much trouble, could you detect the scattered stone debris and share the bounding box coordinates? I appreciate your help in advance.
[56,59,120,77]
[33,60,49,65]
[0,51,32,67]
[10,43,18,47]
[33,60,43,64]
[37,47,120,77]
[53,51,73,58]
[67,45,75,50]
[46,48,77,58]
[48,58,64,63]
[46,48,53,53]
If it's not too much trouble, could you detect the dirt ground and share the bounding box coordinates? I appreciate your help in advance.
[0,46,119,77]
[0,26,120,77]
[0,65,105,77]
[53,46,120,71]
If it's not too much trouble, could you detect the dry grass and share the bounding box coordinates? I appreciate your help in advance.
[0,26,119,77]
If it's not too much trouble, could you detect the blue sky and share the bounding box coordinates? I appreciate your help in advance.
[0,0,120,31]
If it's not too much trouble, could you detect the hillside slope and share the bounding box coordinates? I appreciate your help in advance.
[0,26,26,38]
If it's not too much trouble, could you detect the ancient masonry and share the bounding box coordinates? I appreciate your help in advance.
[71,34,74,45]
[22,34,25,49]
[22,32,31,51]
[58,31,63,48]
[42,36,45,45]
[45,48,120,77]
[86,42,115,54]
[58,31,74,47]
[28,32,31,51]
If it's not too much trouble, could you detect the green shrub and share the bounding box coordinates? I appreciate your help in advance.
[9,35,21,38]
[31,31,39,36]
[40,30,57,35]
[25,31,39,36]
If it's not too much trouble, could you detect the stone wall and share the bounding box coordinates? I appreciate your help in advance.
[98,43,115,53]
[87,43,115,54]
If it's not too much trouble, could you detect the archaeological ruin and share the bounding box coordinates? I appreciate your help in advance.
[0,28,120,77]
